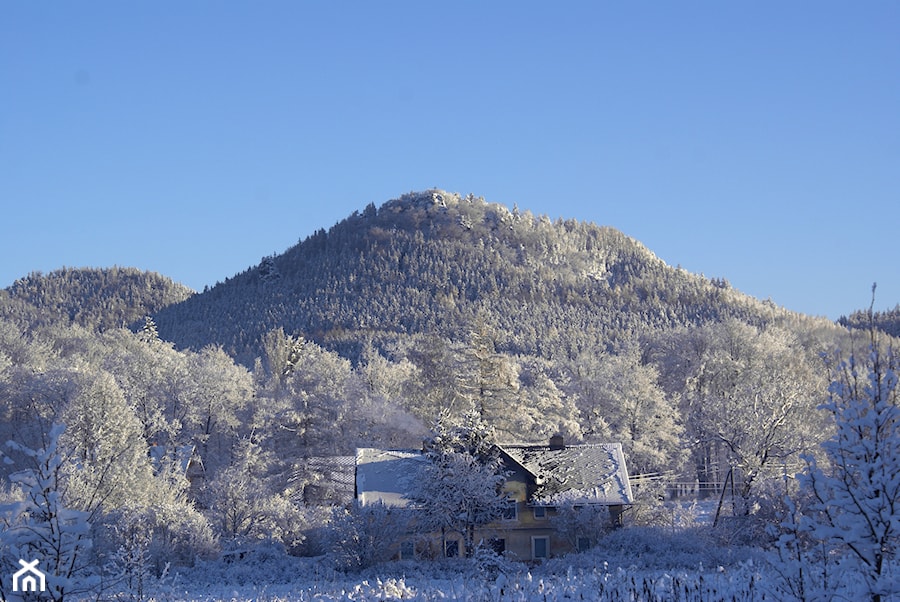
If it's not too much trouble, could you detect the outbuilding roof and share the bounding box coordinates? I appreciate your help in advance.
[355,448,426,507]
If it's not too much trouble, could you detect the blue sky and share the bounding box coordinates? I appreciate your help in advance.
[2,2,897,320]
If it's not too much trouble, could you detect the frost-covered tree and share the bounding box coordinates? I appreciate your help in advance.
[59,370,154,513]
[512,357,582,443]
[100,328,183,448]
[256,334,356,457]
[181,346,253,470]
[799,340,900,601]
[138,316,159,343]
[670,320,825,511]
[403,335,471,421]
[0,425,94,602]
[571,344,684,475]
[409,412,509,557]
[202,439,302,550]
[459,321,520,435]
[357,345,429,446]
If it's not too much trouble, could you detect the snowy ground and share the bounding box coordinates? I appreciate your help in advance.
[153,567,765,601]
[133,529,770,601]
[113,527,893,601]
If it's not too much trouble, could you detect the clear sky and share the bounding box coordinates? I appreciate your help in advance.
[2,2,897,320]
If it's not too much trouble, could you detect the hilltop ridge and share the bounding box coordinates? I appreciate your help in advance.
[152,190,818,365]
[1,267,194,331]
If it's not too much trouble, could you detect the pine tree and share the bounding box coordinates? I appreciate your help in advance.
[138,316,159,343]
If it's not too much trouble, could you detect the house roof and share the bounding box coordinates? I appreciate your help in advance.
[498,443,634,506]
[355,442,633,508]
[355,448,426,507]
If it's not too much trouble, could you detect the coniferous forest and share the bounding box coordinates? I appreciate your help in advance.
[1,190,897,600]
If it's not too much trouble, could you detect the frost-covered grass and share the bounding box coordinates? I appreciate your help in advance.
[153,567,766,601]
[122,528,769,601]
[105,528,897,601]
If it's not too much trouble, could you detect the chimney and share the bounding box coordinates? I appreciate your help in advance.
[549,434,565,451]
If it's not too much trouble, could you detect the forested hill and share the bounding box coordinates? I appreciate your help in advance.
[153,190,814,365]
[1,267,194,331]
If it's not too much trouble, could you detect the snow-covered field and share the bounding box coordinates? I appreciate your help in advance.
[130,528,854,602]
[48,524,887,601]
[156,567,765,602]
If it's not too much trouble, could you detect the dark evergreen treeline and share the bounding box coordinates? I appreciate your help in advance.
[839,303,900,338]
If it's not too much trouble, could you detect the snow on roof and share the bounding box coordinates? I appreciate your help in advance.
[499,443,634,506]
[355,448,426,507]
[355,443,633,509]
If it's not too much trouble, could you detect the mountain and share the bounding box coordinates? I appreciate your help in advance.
[1,267,194,331]
[153,190,822,365]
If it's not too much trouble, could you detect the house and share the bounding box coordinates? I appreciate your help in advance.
[355,436,633,561]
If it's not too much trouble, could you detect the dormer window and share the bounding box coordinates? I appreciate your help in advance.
[501,498,518,520]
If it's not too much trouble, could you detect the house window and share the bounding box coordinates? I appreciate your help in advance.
[501,498,517,520]
[532,536,550,560]
[489,537,506,555]
[400,540,415,560]
[577,537,591,553]
[445,539,460,557]
[533,506,547,520]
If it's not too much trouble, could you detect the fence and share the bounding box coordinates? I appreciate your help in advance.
[629,472,734,500]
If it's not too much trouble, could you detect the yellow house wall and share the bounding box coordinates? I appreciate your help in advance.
[477,471,625,560]
[478,500,575,560]
[473,473,577,560]
[389,467,626,562]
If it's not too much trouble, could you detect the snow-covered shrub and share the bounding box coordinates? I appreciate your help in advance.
[292,504,333,557]
[93,499,216,600]
[765,491,845,602]
[95,507,157,601]
[625,479,673,526]
[570,526,763,572]
[550,500,611,551]
[471,541,519,580]
[185,540,330,587]
[326,502,412,571]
